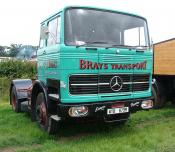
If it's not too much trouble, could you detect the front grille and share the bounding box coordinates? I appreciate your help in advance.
[69,74,150,95]
[69,75,98,95]
[132,74,149,91]
[99,74,131,93]
[133,74,149,82]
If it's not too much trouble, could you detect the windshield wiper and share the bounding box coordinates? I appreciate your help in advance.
[132,45,149,49]
[106,44,149,49]
[105,44,133,49]
[76,41,110,48]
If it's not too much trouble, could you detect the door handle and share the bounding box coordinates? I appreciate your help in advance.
[85,48,97,51]
[136,49,144,52]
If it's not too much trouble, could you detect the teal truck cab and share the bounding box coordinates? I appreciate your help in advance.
[10,6,153,134]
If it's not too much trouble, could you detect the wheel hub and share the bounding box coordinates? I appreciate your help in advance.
[37,102,47,126]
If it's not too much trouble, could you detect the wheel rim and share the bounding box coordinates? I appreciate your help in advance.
[36,102,47,127]
[12,92,16,110]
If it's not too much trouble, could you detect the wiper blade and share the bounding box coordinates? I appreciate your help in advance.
[133,45,149,49]
[106,45,149,49]
[106,44,133,49]
[76,41,109,48]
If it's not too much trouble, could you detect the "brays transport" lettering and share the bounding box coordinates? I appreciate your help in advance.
[80,59,147,70]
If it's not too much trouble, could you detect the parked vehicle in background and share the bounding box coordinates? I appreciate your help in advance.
[152,38,175,108]
[10,6,153,134]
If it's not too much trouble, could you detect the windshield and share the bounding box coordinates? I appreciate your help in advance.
[65,8,149,48]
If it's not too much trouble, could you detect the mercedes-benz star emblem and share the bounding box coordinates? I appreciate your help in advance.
[110,76,123,91]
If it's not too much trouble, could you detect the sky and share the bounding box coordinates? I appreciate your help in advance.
[0,0,175,46]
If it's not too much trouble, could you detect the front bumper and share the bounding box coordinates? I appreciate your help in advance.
[57,97,153,122]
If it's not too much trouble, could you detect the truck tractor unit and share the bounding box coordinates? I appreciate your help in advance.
[10,6,153,134]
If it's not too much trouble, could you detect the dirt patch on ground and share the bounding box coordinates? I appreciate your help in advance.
[136,116,175,128]
[1,147,16,152]
[59,132,91,141]
[155,145,175,152]
[0,144,41,152]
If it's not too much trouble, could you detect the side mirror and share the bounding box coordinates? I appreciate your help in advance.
[40,26,49,40]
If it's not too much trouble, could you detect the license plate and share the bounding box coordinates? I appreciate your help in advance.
[107,107,129,115]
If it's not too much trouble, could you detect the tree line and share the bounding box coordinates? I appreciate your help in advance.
[0,44,38,57]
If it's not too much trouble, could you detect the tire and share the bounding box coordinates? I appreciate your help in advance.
[35,92,58,135]
[10,86,21,112]
[152,81,166,109]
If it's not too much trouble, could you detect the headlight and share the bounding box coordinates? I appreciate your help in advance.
[68,106,88,117]
[141,100,153,109]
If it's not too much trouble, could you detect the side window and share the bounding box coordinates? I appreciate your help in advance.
[57,17,61,43]
[124,27,145,46]
[47,16,61,46]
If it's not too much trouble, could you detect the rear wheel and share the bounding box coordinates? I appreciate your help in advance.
[152,80,166,109]
[10,86,21,112]
[35,92,58,134]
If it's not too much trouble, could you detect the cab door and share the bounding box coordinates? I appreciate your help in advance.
[43,15,61,82]
[37,23,47,82]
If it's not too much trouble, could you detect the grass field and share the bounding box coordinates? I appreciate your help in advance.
[1,99,175,152]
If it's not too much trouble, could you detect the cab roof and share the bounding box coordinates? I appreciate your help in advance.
[41,6,147,24]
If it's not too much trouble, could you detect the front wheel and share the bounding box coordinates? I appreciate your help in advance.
[35,92,58,134]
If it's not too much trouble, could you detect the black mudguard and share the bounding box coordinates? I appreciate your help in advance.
[31,80,49,107]
[152,78,166,108]
[10,79,32,103]
[30,80,49,121]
